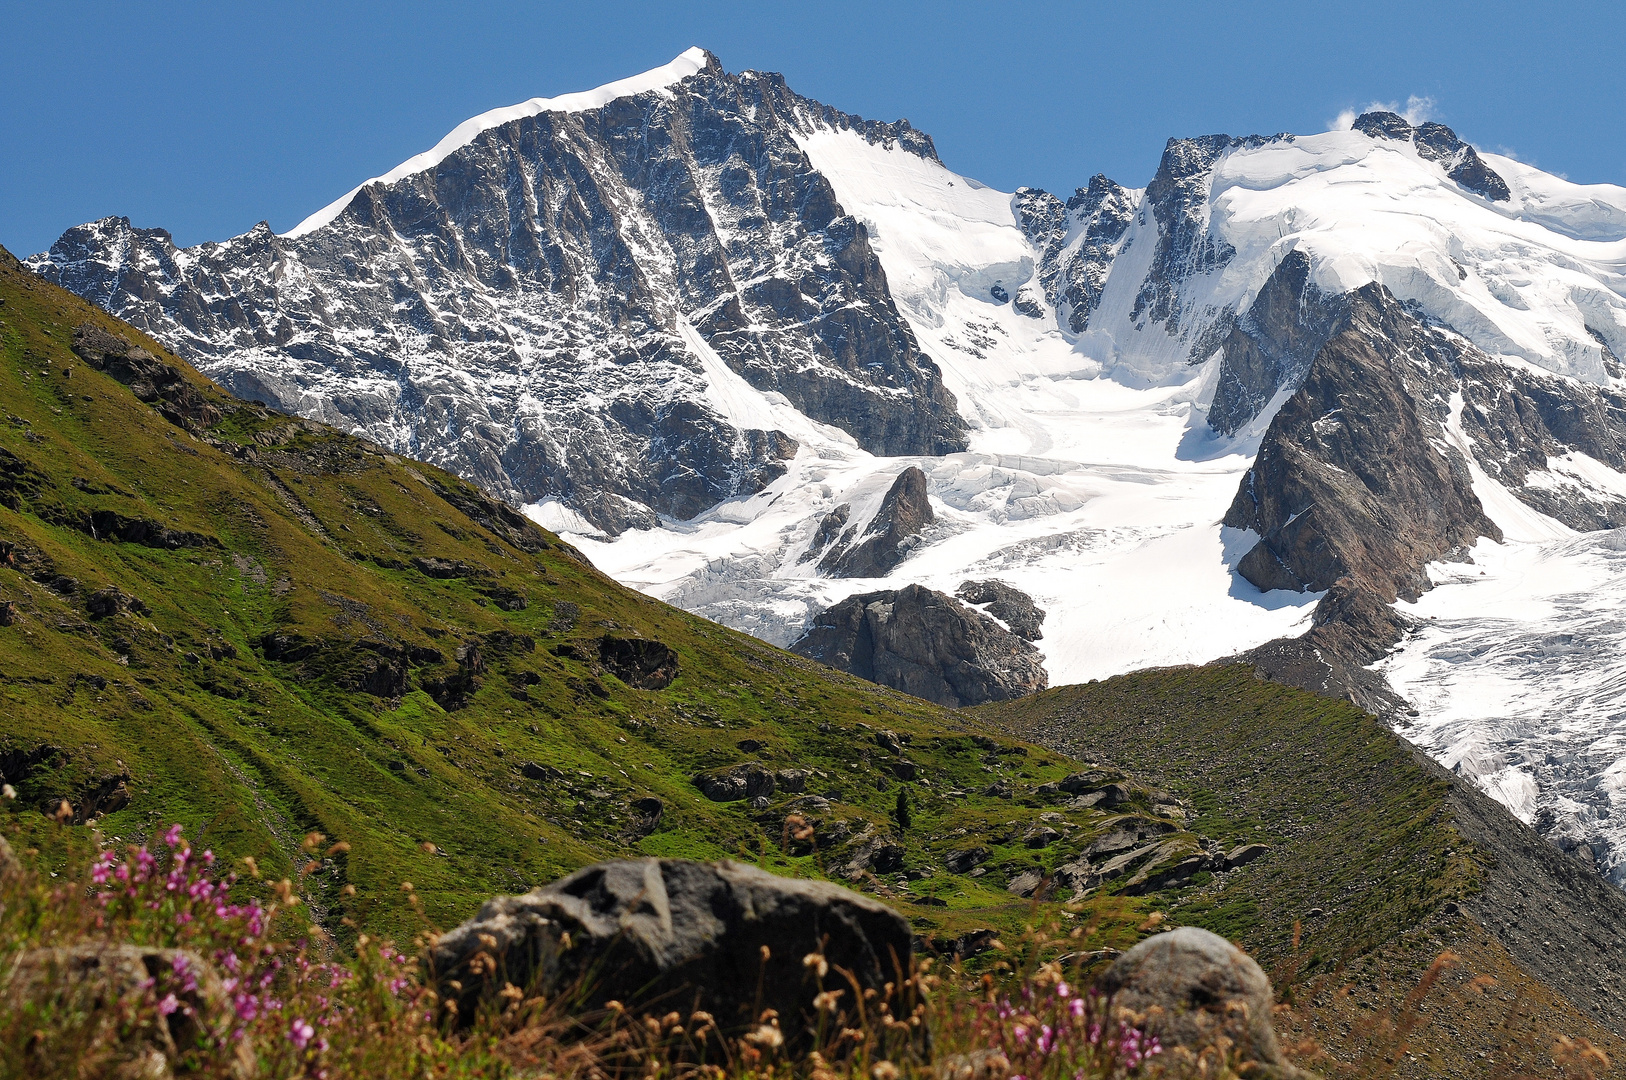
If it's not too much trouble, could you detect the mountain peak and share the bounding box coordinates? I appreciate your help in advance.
[284,46,715,238]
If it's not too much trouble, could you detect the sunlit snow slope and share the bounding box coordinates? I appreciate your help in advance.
[559,128,1326,683]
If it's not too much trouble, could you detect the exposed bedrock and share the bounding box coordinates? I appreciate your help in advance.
[1013,175,1138,334]
[1207,250,1351,438]
[1352,110,1511,202]
[818,466,935,578]
[954,579,1045,641]
[30,54,965,534]
[1225,282,1500,606]
[1226,277,1626,714]
[789,583,1047,707]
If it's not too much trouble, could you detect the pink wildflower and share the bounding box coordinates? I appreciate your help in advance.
[289,1018,315,1049]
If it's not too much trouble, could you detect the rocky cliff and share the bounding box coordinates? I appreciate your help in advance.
[789,584,1047,707]
[29,51,963,535]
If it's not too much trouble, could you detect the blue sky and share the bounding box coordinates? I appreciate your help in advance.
[4,0,1622,256]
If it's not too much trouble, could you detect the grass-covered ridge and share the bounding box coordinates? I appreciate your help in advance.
[981,665,1480,971]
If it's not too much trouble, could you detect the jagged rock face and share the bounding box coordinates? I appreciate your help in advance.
[29,54,964,534]
[1352,111,1511,201]
[789,583,1047,707]
[1014,175,1137,333]
[955,579,1045,641]
[1129,134,1267,348]
[1225,283,1502,603]
[1453,355,1626,530]
[1227,279,1626,620]
[1207,251,1350,437]
[817,466,934,577]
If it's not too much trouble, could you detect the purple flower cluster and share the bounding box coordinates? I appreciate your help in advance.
[68,824,453,1076]
[89,824,288,1044]
[978,978,1161,1078]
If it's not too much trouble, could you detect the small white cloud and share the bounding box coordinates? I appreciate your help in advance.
[1329,95,1440,133]
[1400,95,1438,125]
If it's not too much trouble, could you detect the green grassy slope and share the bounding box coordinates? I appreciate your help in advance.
[980,665,1626,1074]
[980,665,1480,971]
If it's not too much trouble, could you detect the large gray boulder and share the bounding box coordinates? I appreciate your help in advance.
[430,858,913,1049]
[790,583,1047,707]
[1097,927,1315,1079]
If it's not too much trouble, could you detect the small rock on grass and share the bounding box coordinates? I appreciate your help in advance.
[1225,842,1271,869]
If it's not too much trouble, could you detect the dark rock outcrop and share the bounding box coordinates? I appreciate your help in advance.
[944,846,990,874]
[837,833,906,878]
[1227,276,1626,708]
[1015,175,1138,334]
[70,323,221,431]
[789,583,1046,707]
[597,636,679,690]
[1096,927,1314,1079]
[1207,251,1350,437]
[819,467,934,577]
[692,763,776,802]
[1352,111,1510,202]
[954,579,1045,640]
[85,585,148,618]
[1225,283,1500,604]
[429,858,914,1049]
[259,633,415,700]
[1130,133,1271,347]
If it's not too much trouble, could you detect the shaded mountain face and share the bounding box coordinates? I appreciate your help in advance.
[29,51,964,535]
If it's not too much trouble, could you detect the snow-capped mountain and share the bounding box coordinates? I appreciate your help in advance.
[30,51,1626,885]
[30,49,963,534]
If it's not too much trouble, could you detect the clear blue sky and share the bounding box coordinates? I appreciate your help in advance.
[4,0,1623,256]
